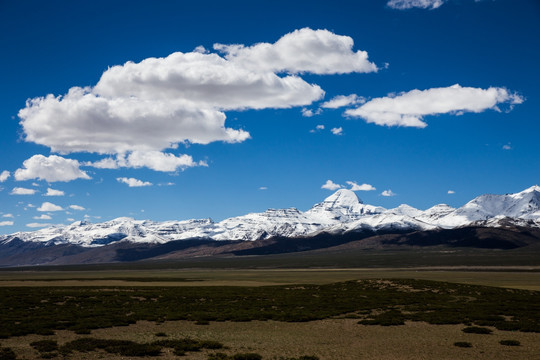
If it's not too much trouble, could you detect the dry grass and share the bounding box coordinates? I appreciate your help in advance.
[0,268,539,290]
[2,319,539,360]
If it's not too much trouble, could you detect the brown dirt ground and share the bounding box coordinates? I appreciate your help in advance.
[2,319,539,360]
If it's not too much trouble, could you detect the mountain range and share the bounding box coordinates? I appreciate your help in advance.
[1,185,539,266]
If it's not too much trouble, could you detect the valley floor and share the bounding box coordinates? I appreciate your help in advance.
[2,319,539,360]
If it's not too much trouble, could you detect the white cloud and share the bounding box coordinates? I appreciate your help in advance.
[117,177,152,187]
[381,189,396,197]
[301,108,322,117]
[331,127,343,135]
[0,221,14,226]
[34,214,52,220]
[259,186,268,190]
[2,214,14,218]
[347,181,376,191]
[27,203,35,208]
[448,190,455,194]
[316,125,325,130]
[44,188,65,196]
[19,28,376,157]
[216,28,378,75]
[0,170,10,182]
[66,218,75,222]
[26,223,52,228]
[122,151,206,172]
[502,144,512,150]
[37,202,63,212]
[86,151,207,172]
[69,205,85,211]
[86,157,120,169]
[387,0,446,10]
[345,84,524,128]
[321,94,364,109]
[11,187,37,195]
[15,155,91,182]
[321,180,342,190]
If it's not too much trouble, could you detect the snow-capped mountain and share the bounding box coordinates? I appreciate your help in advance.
[1,186,540,248]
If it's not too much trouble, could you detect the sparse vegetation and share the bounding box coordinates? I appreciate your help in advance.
[30,340,58,353]
[208,353,262,360]
[0,279,538,338]
[499,339,521,346]
[0,348,16,360]
[462,326,493,334]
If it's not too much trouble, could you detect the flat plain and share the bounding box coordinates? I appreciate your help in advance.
[0,250,539,360]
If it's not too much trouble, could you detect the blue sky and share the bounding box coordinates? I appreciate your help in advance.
[0,0,539,232]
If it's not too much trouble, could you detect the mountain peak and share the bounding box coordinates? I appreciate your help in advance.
[521,185,540,194]
[324,189,362,207]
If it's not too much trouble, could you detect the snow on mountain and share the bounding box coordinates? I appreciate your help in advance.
[1,186,539,247]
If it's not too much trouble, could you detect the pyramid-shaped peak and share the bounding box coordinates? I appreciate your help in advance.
[323,188,363,207]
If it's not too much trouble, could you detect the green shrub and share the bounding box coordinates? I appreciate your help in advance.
[499,340,520,346]
[30,340,58,353]
[454,342,472,348]
[462,326,492,334]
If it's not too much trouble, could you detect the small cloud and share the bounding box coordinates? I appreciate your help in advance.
[387,0,447,10]
[448,190,455,194]
[37,202,63,212]
[321,180,342,190]
[44,188,65,196]
[330,127,343,136]
[347,181,376,191]
[2,214,14,218]
[259,186,268,190]
[117,177,152,187]
[10,187,37,195]
[310,124,325,133]
[301,108,322,117]
[32,182,40,187]
[381,189,396,197]
[27,203,35,208]
[321,94,364,109]
[0,221,13,226]
[26,222,52,228]
[33,214,52,220]
[66,218,75,222]
[0,170,10,182]
[158,182,176,186]
[15,154,91,182]
[502,143,512,150]
[69,205,85,211]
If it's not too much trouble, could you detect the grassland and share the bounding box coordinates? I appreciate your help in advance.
[0,275,538,359]
[1,249,539,359]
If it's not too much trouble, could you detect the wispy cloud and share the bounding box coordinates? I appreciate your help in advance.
[345,84,524,128]
[0,170,10,182]
[44,188,65,196]
[387,0,447,10]
[11,187,37,195]
[330,127,343,136]
[117,177,152,187]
